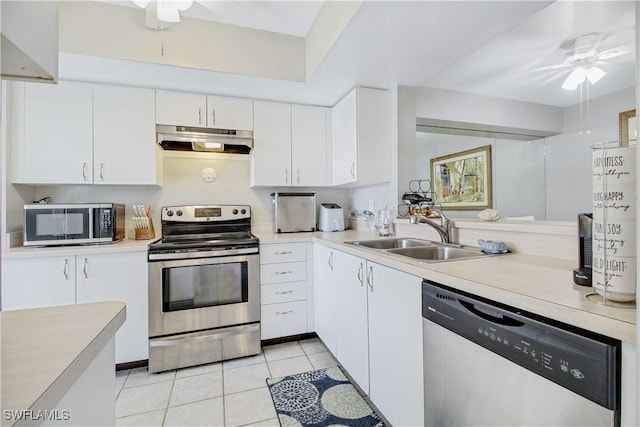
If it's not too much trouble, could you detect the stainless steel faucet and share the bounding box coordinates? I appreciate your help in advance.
[409,210,451,243]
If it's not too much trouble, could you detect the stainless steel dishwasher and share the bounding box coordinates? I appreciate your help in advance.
[422,280,620,427]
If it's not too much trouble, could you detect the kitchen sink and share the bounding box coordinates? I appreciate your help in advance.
[346,238,433,250]
[388,246,486,262]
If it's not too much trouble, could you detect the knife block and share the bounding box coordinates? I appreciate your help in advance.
[134,219,155,240]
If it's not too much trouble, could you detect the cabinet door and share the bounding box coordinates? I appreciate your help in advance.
[94,85,158,185]
[206,95,253,130]
[155,90,206,127]
[367,262,424,427]
[331,89,357,185]
[291,104,328,186]
[355,87,391,186]
[1,256,76,310]
[24,81,93,184]
[251,101,292,186]
[334,251,369,393]
[314,244,337,355]
[76,252,148,364]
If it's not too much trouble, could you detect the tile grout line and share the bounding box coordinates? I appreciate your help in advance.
[161,371,176,427]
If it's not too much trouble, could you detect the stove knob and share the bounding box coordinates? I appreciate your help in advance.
[176,210,183,217]
[232,209,239,215]
[166,210,174,217]
[241,208,247,215]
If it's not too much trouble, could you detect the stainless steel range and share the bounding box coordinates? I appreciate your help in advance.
[147,205,260,373]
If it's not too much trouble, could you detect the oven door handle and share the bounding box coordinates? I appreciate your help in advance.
[149,247,259,261]
[149,323,260,347]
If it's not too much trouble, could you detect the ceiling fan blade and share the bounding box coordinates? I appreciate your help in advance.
[596,45,633,60]
[530,63,572,72]
[562,67,586,90]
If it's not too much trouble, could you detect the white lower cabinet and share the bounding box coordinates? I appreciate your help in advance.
[313,244,424,426]
[1,251,149,364]
[260,243,313,340]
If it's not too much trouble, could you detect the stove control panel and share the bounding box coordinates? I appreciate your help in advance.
[162,205,251,222]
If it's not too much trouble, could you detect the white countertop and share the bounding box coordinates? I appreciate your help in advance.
[256,229,636,343]
[0,302,126,424]
[2,238,154,259]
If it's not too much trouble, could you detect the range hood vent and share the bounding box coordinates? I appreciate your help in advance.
[157,125,253,154]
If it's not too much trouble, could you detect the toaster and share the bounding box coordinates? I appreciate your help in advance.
[318,203,345,232]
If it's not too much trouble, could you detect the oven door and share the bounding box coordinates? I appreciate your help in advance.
[149,253,260,337]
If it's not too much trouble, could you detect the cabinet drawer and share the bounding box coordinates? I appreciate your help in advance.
[260,243,306,264]
[261,262,306,284]
[261,300,307,340]
[261,281,307,304]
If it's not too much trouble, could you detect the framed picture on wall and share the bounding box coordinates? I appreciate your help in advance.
[619,109,636,147]
[430,145,492,210]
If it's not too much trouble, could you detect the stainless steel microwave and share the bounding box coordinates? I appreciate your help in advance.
[23,203,125,246]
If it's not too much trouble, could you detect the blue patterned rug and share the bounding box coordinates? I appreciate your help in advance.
[266,366,385,427]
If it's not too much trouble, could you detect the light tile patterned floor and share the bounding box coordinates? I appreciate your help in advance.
[115,338,337,427]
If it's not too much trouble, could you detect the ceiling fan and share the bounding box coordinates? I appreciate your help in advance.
[533,33,632,90]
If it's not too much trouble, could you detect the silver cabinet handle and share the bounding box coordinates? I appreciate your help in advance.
[275,290,293,295]
[296,169,300,184]
[328,252,334,271]
[350,162,356,178]
[211,108,216,126]
[63,259,70,280]
[275,251,293,255]
[284,168,289,184]
[357,262,364,286]
[198,108,202,125]
[275,271,293,275]
[276,310,293,315]
[82,162,87,181]
[99,163,104,181]
[83,258,89,278]
[367,265,373,291]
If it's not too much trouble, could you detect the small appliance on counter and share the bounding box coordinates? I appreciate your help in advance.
[318,203,345,232]
[573,212,593,286]
[271,192,316,233]
[23,203,125,246]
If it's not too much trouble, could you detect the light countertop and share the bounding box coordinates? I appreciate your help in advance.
[2,238,154,259]
[256,229,637,343]
[0,302,126,423]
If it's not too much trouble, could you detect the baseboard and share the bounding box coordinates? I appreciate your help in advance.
[261,332,317,347]
[116,359,148,371]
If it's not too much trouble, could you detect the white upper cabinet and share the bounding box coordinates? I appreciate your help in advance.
[251,102,329,187]
[12,81,161,185]
[206,95,253,130]
[155,90,253,130]
[331,86,391,186]
[22,81,93,184]
[291,104,328,186]
[155,90,207,127]
[251,100,292,186]
[93,85,159,185]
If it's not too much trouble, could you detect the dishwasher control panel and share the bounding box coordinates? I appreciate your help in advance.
[422,280,620,410]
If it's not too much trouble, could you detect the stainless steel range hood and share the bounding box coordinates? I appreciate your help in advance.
[156,125,253,154]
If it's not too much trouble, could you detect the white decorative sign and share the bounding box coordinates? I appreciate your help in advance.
[591,143,636,302]
[201,168,217,183]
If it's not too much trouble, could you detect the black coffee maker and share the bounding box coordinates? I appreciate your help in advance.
[573,213,592,286]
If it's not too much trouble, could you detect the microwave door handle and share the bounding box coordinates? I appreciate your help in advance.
[89,208,95,239]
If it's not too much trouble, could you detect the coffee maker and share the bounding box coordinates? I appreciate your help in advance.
[573,213,593,286]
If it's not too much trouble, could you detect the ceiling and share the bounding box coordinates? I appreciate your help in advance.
[83,1,637,108]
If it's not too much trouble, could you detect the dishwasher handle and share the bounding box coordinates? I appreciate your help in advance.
[459,300,525,327]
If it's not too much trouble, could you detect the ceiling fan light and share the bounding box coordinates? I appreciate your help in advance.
[132,0,151,8]
[562,66,586,90]
[173,0,194,11]
[586,66,606,85]
[157,0,181,22]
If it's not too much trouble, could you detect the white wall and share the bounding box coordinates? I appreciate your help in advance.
[545,87,635,220]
